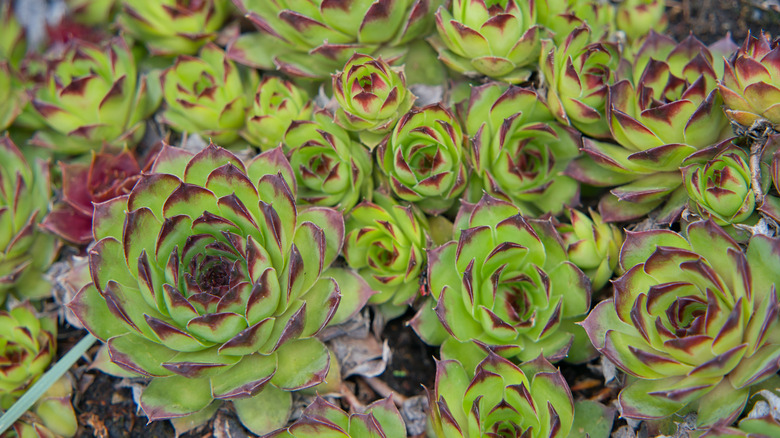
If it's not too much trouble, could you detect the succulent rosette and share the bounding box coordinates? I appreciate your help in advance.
[540,25,621,139]
[557,208,623,291]
[0,62,28,131]
[535,0,614,44]
[28,36,161,155]
[0,137,59,301]
[343,192,428,317]
[332,53,415,147]
[428,351,574,438]
[582,220,780,426]
[41,149,144,245]
[0,2,25,68]
[568,33,732,224]
[411,194,592,363]
[117,0,230,56]
[377,103,467,214]
[428,0,540,83]
[228,0,442,80]
[462,83,581,215]
[285,111,372,212]
[719,32,780,127]
[681,141,757,226]
[68,143,372,434]
[0,305,77,438]
[616,0,667,42]
[7,376,78,438]
[266,396,406,437]
[161,44,258,146]
[242,76,313,151]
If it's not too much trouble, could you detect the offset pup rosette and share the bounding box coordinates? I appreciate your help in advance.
[719,32,780,127]
[535,0,614,44]
[117,0,230,56]
[41,149,144,245]
[229,0,442,79]
[540,25,621,139]
[616,0,667,42]
[557,208,623,291]
[29,36,161,154]
[69,143,372,435]
[0,137,59,302]
[0,304,78,438]
[161,44,258,146]
[681,141,756,226]
[333,54,415,147]
[428,350,574,438]
[429,0,540,83]
[411,194,592,363]
[285,111,373,212]
[242,76,313,151]
[583,220,780,426]
[462,83,581,215]
[377,103,467,214]
[343,192,428,317]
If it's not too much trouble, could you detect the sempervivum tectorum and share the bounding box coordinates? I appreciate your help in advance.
[161,44,258,146]
[41,149,144,245]
[428,350,574,438]
[284,110,373,212]
[68,143,373,435]
[0,136,59,302]
[719,31,780,127]
[265,396,406,437]
[0,304,78,438]
[567,32,734,224]
[582,220,780,426]
[615,0,667,42]
[332,53,415,148]
[117,0,230,56]
[681,140,757,226]
[428,0,540,83]
[461,82,581,216]
[343,192,428,318]
[228,0,443,80]
[411,194,593,364]
[541,24,621,139]
[29,36,161,155]
[242,76,313,151]
[377,103,468,215]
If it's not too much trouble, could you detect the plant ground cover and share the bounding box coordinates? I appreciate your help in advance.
[2,0,780,437]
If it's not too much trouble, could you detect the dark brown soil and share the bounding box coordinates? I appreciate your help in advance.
[667,0,780,44]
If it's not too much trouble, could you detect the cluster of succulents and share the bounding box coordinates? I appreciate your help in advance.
[3,0,780,436]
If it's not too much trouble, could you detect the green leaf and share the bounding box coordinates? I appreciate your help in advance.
[233,385,292,436]
[568,400,615,438]
[270,338,330,391]
[0,334,96,436]
[140,374,214,420]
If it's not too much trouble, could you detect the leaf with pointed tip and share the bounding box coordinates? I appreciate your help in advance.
[233,385,292,436]
[323,267,374,326]
[107,333,177,377]
[212,353,277,399]
[68,283,131,341]
[92,196,128,241]
[140,374,213,420]
[297,207,344,267]
[270,338,330,391]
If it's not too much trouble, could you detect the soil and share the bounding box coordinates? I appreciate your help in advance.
[51,2,780,437]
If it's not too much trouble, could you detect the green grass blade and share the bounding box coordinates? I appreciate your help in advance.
[0,333,97,434]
